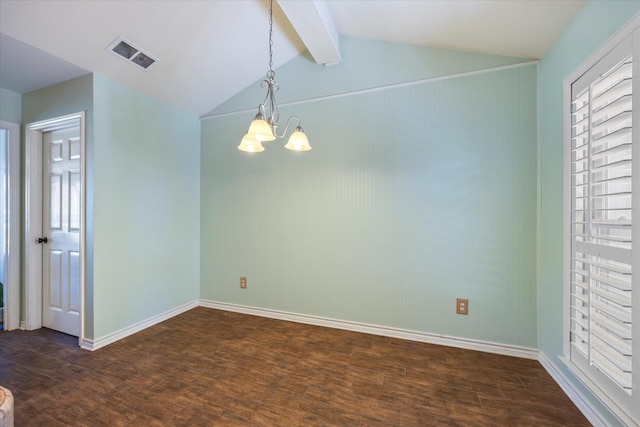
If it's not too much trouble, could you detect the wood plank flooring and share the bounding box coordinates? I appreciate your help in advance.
[0,307,590,426]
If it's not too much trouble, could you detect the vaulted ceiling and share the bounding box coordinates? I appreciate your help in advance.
[0,0,585,117]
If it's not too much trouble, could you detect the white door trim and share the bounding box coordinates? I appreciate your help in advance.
[0,120,21,331]
[25,112,86,345]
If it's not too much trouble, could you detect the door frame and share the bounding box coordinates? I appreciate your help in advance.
[0,120,21,331]
[24,112,86,345]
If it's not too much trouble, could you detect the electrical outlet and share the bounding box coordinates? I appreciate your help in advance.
[240,277,247,289]
[456,298,468,315]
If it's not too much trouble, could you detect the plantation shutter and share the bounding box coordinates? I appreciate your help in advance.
[570,42,633,395]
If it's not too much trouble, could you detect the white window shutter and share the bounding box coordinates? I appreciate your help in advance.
[570,50,633,395]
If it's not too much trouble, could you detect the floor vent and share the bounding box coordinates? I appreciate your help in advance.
[107,36,157,70]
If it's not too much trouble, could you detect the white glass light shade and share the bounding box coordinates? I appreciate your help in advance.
[247,119,276,142]
[284,128,311,151]
[238,135,265,153]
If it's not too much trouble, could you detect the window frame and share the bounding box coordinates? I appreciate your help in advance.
[562,14,640,426]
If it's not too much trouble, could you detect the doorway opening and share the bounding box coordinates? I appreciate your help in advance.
[24,112,86,346]
[0,120,20,332]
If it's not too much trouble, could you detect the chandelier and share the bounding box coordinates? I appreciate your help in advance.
[238,0,312,153]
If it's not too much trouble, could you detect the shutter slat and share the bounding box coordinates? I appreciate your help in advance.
[591,175,631,188]
[573,135,589,150]
[574,115,589,128]
[572,287,588,301]
[592,60,632,100]
[571,312,589,330]
[590,190,632,199]
[573,97,591,115]
[592,161,631,183]
[591,140,631,160]
[572,328,589,344]
[592,311,632,344]
[591,351,632,392]
[571,342,588,359]
[592,78,632,113]
[592,111,632,140]
[591,219,631,232]
[591,158,631,173]
[591,297,631,324]
[592,95,632,126]
[591,335,631,372]
[590,126,632,151]
[590,193,631,207]
[591,349,632,389]
[592,234,632,244]
[592,272,632,291]
[588,258,632,275]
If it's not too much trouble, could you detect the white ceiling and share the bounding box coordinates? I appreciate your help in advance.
[0,0,585,118]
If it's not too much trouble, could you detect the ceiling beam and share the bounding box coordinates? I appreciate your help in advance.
[277,0,341,65]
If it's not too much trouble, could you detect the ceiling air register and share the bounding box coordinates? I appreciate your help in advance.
[107,36,157,70]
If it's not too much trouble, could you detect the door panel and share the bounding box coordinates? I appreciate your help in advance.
[42,126,80,336]
[48,250,62,308]
[69,251,80,313]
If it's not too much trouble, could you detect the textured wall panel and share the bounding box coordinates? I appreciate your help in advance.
[201,63,537,347]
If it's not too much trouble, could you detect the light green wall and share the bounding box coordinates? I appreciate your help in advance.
[23,75,94,125]
[0,88,22,123]
[92,74,200,340]
[202,45,538,347]
[210,36,530,116]
[537,1,640,425]
[22,74,201,341]
[22,74,95,335]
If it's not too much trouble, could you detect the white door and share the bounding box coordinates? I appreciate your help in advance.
[41,125,81,336]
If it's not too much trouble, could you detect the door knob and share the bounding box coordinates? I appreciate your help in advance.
[36,237,48,244]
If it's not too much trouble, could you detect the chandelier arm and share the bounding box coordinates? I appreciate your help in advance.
[273,115,301,139]
[269,81,279,127]
[259,75,280,129]
[260,80,270,115]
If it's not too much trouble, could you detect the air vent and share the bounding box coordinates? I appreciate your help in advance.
[107,37,157,71]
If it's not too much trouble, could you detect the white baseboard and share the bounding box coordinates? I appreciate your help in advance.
[83,300,199,351]
[538,352,607,427]
[542,353,638,427]
[79,337,95,351]
[199,299,539,360]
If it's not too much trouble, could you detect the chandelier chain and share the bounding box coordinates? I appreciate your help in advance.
[267,0,274,78]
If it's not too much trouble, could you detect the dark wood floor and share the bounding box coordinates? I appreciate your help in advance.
[0,307,589,426]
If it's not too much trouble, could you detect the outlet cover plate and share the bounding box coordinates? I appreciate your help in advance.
[456,298,468,315]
